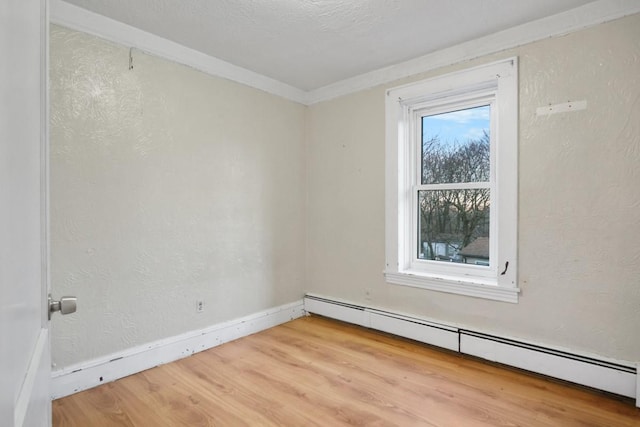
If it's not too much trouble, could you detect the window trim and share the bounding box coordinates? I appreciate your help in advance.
[410,96,496,280]
[384,58,519,303]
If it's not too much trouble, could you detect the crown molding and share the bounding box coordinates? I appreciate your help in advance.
[306,0,640,104]
[51,0,639,106]
[50,0,308,105]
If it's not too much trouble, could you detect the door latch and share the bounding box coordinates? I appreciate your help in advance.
[48,294,77,320]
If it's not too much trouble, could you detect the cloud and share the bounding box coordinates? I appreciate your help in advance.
[428,106,490,124]
[464,127,487,140]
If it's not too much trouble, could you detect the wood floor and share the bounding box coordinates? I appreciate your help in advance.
[53,315,640,426]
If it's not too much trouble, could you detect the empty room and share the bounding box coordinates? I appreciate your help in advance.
[2,0,640,426]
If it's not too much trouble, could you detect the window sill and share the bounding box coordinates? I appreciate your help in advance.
[384,271,519,303]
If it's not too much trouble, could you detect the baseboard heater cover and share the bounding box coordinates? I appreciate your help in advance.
[460,331,636,398]
[304,294,459,351]
[304,294,638,402]
[304,295,368,327]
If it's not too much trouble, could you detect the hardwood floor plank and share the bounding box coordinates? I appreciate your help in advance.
[53,315,640,426]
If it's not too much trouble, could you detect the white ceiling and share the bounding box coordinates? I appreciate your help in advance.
[62,0,598,91]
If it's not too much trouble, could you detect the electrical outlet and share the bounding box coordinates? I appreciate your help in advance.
[196,300,204,313]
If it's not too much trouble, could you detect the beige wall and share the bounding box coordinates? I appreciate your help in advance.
[306,14,640,362]
[51,13,640,370]
[50,25,306,368]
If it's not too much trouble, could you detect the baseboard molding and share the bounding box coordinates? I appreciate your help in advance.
[51,300,305,399]
[304,294,638,403]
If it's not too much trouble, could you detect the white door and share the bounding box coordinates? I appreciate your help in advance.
[0,0,51,426]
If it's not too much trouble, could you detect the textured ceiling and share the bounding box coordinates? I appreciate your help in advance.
[62,0,597,91]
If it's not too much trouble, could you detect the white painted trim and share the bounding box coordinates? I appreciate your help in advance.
[15,329,48,427]
[304,295,637,399]
[637,364,639,407]
[307,0,640,104]
[384,271,519,304]
[385,58,519,302]
[49,0,307,105]
[50,0,639,106]
[51,300,305,399]
[460,333,636,398]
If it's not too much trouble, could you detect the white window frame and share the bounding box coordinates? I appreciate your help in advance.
[384,57,519,303]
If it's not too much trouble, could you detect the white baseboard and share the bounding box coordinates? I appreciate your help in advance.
[304,294,638,402]
[51,300,305,399]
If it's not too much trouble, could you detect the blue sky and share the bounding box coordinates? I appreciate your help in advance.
[422,105,490,146]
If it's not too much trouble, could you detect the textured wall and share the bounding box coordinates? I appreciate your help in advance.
[51,13,640,370]
[50,25,306,368]
[306,14,640,362]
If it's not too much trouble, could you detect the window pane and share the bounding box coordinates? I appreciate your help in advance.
[417,189,490,265]
[422,105,490,185]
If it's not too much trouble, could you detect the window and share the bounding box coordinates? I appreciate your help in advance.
[385,58,519,303]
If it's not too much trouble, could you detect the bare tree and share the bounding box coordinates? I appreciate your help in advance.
[419,132,490,260]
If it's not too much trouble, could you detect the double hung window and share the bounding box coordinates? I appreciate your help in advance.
[384,58,519,302]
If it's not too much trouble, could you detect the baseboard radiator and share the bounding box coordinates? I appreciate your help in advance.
[304,294,638,404]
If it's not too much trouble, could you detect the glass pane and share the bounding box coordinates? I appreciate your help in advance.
[417,189,490,265]
[422,105,491,185]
